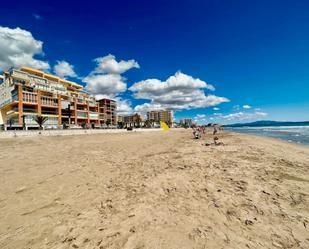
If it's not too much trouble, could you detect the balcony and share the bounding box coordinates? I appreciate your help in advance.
[88,102,97,107]
[35,83,53,93]
[11,69,29,81]
[41,96,58,107]
[77,111,87,118]
[61,100,70,109]
[23,92,38,104]
[77,98,86,104]
[89,112,98,119]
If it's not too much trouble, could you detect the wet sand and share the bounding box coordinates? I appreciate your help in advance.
[0,130,308,248]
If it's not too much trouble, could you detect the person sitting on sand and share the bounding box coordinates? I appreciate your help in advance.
[205,136,224,146]
[214,136,224,145]
[192,128,201,139]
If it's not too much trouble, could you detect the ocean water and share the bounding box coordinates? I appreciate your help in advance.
[226,126,309,145]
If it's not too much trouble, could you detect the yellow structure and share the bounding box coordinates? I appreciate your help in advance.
[0,66,117,129]
[160,121,170,131]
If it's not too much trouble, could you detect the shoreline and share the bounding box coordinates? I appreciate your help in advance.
[225,130,309,148]
[224,127,309,146]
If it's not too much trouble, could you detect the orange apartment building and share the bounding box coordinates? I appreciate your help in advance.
[0,66,117,129]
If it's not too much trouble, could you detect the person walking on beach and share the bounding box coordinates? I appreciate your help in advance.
[213,125,218,135]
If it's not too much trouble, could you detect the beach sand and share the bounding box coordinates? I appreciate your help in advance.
[0,129,308,249]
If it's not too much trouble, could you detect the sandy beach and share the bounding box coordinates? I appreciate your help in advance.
[0,129,308,249]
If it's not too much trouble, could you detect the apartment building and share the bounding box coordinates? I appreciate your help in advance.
[97,98,117,126]
[180,118,192,127]
[122,113,144,127]
[0,66,116,129]
[147,110,173,125]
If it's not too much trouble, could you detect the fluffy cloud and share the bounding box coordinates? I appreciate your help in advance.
[83,54,139,99]
[93,54,139,74]
[83,74,126,97]
[243,105,252,109]
[130,71,228,112]
[0,26,50,71]
[134,102,164,113]
[213,107,220,111]
[54,60,77,78]
[116,99,134,116]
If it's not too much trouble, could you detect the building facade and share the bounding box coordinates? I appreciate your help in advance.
[0,66,117,129]
[147,110,173,125]
[124,113,144,127]
[180,118,192,127]
[97,98,117,126]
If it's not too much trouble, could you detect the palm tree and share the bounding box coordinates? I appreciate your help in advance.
[33,115,48,130]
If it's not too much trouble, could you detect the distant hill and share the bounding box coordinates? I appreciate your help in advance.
[223,120,309,127]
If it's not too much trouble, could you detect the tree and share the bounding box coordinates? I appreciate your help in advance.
[144,120,152,128]
[33,115,48,130]
[118,121,124,129]
[134,113,141,128]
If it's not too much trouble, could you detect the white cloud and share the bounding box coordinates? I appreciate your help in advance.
[93,54,139,74]
[196,114,206,118]
[243,105,251,109]
[53,60,77,78]
[116,99,134,116]
[130,71,228,112]
[213,107,220,111]
[83,54,139,99]
[83,74,127,98]
[0,26,50,71]
[134,102,164,113]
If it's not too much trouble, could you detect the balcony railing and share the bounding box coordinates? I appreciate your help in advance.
[77,98,86,104]
[89,112,98,119]
[41,96,58,107]
[23,92,38,103]
[77,111,87,118]
[11,69,29,80]
[88,102,97,107]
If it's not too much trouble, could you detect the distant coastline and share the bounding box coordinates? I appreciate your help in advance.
[224,123,309,145]
[223,120,309,127]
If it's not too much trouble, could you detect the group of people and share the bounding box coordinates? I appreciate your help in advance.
[192,125,224,146]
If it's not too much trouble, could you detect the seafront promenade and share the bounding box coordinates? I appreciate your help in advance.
[0,128,164,138]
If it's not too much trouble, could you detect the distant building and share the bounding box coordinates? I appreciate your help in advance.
[180,118,192,127]
[123,113,144,127]
[147,110,173,125]
[117,115,124,123]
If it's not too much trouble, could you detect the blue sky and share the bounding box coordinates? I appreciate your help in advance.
[1,0,309,124]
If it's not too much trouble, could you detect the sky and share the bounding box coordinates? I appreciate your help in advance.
[0,0,309,124]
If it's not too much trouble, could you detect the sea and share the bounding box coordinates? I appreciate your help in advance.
[226,126,309,145]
